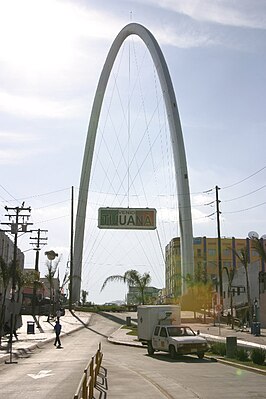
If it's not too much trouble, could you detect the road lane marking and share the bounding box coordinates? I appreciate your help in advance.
[27,370,54,379]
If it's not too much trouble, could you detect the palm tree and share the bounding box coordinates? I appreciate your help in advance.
[101,269,151,305]
[252,237,266,262]
[233,246,252,325]
[81,290,88,306]
[223,266,236,329]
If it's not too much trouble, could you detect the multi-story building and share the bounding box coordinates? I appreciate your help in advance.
[165,236,266,326]
[165,236,264,299]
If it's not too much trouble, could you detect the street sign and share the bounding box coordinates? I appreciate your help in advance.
[98,207,157,230]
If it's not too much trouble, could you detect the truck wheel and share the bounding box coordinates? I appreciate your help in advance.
[147,342,154,356]
[197,352,205,359]
[169,345,176,359]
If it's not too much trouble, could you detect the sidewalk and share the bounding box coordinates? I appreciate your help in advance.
[0,310,90,364]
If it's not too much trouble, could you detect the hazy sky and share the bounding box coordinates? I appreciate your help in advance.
[0,0,266,304]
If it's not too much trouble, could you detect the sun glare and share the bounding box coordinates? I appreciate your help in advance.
[0,0,114,74]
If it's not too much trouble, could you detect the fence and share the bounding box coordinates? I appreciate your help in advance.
[74,343,104,399]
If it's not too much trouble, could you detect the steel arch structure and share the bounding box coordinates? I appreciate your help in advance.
[72,23,194,302]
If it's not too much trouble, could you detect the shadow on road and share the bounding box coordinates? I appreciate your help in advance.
[70,310,109,338]
[98,311,128,326]
[145,352,217,364]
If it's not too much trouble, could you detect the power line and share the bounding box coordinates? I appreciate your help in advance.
[223,184,266,202]
[221,165,266,190]
[0,184,18,201]
[223,200,266,214]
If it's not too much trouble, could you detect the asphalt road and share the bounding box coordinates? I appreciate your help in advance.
[103,343,266,399]
[0,313,118,399]
[0,313,265,399]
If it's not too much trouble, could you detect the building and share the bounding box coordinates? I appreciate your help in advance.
[165,236,266,326]
[165,236,264,298]
[0,231,25,334]
[126,286,160,305]
[0,230,24,270]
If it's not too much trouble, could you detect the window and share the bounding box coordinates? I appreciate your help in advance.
[208,248,216,256]
[167,327,182,337]
[154,326,160,336]
[160,327,167,337]
[223,249,231,257]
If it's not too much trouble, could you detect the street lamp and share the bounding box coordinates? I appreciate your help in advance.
[45,250,58,261]
[45,250,58,320]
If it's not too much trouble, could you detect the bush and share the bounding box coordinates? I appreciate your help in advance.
[251,348,265,365]
[235,348,249,362]
[210,342,226,356]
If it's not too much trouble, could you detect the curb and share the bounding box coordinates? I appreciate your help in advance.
[213,356,266,376]
[107,328,266,376]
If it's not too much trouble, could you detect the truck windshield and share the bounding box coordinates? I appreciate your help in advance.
[167,326,195,337]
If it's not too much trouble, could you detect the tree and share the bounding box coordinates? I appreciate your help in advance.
[252,237,266,263]
[181,271,212,321]
[223,266,236,329]
[16,268,41,301]
[81,290,88,306]
[15,267,43,319]
[233,246,252,325]
[101,269,151,305]
[45,255,61,319]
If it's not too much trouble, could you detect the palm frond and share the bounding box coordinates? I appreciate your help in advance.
[100,274,124,291]
[252,238,266,262]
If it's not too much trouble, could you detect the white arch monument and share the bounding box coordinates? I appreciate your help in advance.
[72,23,194,302]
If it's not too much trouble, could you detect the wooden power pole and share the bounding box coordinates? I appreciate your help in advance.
[1,204,32,363]
[215,186,223,307]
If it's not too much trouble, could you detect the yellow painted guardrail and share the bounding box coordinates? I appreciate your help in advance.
[74,343,104,399]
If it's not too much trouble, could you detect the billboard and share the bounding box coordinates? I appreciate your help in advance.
[98,207,156,230]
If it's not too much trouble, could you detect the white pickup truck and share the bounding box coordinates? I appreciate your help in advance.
[137,305,208,359]
[147,324,208,359]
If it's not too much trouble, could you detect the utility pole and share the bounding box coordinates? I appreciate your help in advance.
[30,229,48,318]
[1,204,32,364]
[215,186,223,308]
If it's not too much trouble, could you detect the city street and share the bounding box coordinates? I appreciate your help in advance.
[0,313,116,398]
[0,312,265,398]
[104,340,266,399]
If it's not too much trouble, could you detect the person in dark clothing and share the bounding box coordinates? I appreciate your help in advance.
[227,312,231,326]
[54,320,62,348]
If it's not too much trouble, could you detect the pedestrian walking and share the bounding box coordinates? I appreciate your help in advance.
[227,311,231,326]
[54,319,62,348]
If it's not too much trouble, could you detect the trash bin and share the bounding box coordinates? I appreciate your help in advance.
[126,316,131,327]
[226,336,237,358]
[27,321,35,334]
[252,322,261,336]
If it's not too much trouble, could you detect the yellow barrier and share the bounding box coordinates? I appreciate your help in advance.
[74,343,103,399]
